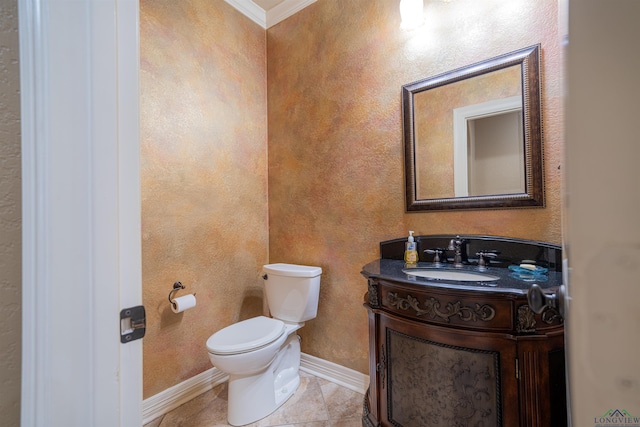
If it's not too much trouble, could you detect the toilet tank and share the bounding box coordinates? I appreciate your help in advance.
[262,263,322,323]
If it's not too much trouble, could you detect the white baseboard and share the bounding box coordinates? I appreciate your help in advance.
[142,353,369,424]
[142,368,228,425]
[299,353,369,395]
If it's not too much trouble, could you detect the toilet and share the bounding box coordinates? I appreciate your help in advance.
[206,263,322,426]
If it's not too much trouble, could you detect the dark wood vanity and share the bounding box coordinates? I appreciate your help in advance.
[362,235,566,427]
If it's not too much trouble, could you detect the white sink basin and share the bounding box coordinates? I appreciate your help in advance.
[403,269,500,282]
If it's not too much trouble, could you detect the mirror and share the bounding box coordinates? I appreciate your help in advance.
[403,45,544,211]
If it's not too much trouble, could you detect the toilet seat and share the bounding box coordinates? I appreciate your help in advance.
[206,316,285,355]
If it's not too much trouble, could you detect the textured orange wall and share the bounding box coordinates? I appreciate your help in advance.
[140,0,562,394]
[140,0,268,398]
[267,0,562,374]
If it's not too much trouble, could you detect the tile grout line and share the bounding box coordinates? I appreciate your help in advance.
[145,372,363,427]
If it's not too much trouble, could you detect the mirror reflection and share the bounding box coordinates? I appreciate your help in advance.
[403,45,544,211]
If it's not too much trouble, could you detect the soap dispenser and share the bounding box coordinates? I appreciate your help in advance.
[404,231,418,266]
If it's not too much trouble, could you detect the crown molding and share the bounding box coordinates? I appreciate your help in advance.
[225,0,266,27]
[225,0,316,29]
[267,0,316,28]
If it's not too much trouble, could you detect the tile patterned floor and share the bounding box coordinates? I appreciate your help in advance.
[144,371,364,427]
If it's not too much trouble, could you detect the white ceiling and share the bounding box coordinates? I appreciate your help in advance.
[225,0,317,29]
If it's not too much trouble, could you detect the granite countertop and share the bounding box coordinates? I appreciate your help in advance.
[362,258,563,295]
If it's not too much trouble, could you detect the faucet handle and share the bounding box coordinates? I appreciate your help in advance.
[424,248,446,265]
[476,250,500,269]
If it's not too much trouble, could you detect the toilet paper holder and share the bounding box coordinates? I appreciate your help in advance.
[168,281,195,309]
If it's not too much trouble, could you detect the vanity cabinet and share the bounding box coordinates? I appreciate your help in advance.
[362,235,567,427]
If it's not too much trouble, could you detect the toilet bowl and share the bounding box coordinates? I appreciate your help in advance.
[207,316,288,376]
[206,263,322,426]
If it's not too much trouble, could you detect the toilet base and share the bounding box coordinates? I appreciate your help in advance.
[227,333,301,426]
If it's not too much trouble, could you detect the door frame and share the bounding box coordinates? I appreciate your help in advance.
[19,1,142,425]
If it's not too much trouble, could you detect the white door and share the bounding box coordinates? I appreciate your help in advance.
[20,1,143,426]
[564,1,640,426]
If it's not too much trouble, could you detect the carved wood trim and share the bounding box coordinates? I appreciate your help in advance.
[542,306,563,324]
[517,304,563,333]
[387,292,496,323]
[368,279,380,308]
[517,305,537,333]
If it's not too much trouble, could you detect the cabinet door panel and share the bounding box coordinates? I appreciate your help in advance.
[379,313,519,427]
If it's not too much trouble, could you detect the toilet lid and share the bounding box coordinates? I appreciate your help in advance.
[206,316,285,355]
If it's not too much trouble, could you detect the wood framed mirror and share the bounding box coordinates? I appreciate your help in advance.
[403,44,544,211]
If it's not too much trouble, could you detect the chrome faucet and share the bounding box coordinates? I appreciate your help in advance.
[447,235,465,268]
